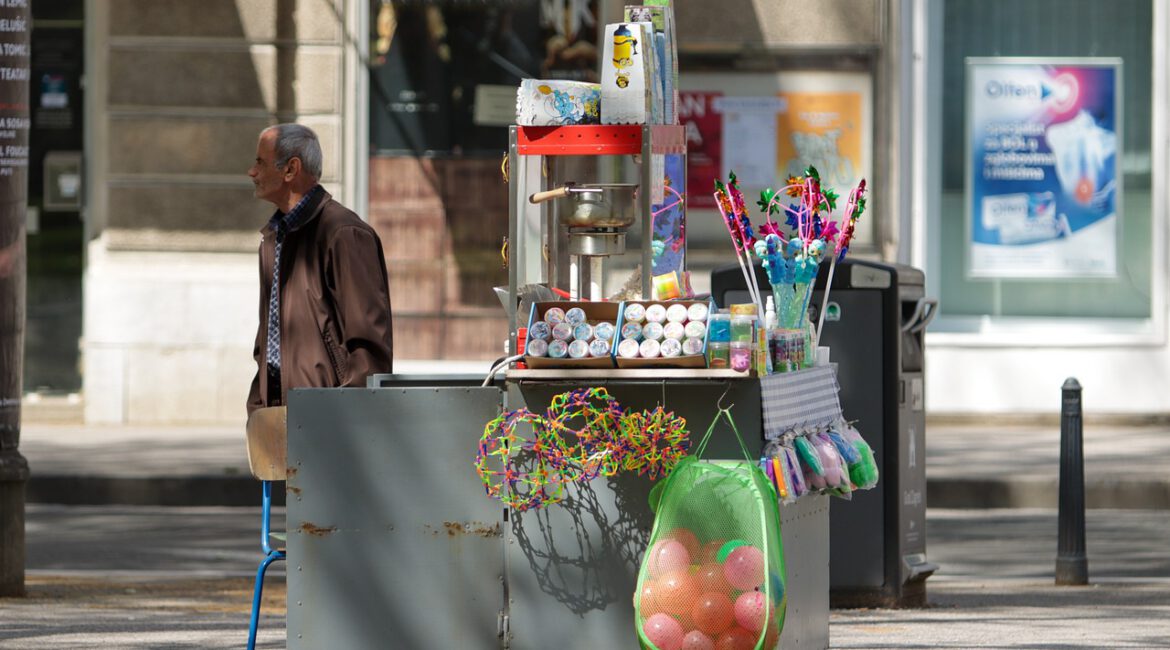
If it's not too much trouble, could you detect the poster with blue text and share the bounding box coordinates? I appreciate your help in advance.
[966,58,1121,278]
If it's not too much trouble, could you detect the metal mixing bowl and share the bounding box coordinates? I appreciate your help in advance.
[529,183,638,229]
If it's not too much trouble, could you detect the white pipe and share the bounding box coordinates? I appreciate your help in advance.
[589,257,604,301]
[569,256,579,300]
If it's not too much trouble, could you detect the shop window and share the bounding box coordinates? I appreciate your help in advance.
[367,1,599,360]
[930,0,1156,323]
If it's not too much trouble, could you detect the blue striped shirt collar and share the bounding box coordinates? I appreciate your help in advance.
[267,184,323,233]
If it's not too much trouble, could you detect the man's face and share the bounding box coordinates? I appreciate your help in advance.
[248,130,287,205]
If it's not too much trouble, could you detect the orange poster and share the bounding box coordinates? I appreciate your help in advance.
[776,92,864,193]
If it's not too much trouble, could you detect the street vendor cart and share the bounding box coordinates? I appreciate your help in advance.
[281,123,865,649]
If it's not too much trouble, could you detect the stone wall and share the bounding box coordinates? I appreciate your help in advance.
[84,0,355,424]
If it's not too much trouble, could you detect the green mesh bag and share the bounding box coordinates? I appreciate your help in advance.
[635,408,787,650]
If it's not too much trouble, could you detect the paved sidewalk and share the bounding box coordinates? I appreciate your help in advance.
[20,423,258,506]
[831,508,1170,648]
[4,505,1167,648]
[16,419,1170,508]
[926,423,1170,509]
[2,504,286,649]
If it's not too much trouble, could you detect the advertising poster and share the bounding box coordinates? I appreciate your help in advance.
[966,58,1121,278]
[775,72,872,247]
[678,91,721,209]
[776,91,864,195]
[714,96,783,189]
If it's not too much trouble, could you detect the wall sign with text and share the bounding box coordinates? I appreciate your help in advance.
[966,58,1121,278]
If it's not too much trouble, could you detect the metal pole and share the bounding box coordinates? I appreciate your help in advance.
[0,0,31,598]
[1055,377,1088,586]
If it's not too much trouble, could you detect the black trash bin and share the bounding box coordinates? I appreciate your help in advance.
[710,259,938,607]
[812,259,937,607]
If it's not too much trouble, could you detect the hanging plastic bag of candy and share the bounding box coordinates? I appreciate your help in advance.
[838,423,879,490]
[761,440,799,505]
[635,408,786,650]
[812,431,854,499]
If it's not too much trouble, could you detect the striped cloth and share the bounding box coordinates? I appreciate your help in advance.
[760,366,842,440]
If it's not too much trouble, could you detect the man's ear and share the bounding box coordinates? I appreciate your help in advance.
[283,157,302,181]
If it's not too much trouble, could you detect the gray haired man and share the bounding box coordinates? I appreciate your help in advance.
[246,124,393,414]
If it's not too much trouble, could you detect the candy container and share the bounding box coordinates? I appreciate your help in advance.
[729,316,755,344]
[624,303,646,323]
[684,320,707,340]
[729,342,751,372]
[663,321,686,341]
[565,307,587,326]
[544,307,566,324]
[639,339,662,358]
[589,338,611,358]
[547,339,569,358]
[525,338,548,357]
[552,322,573,341]
[618,338,641,359]
[567,339,590,359]
[666,303,690,323]
[707,313,731,343]
[707,342,730,368]
[661,338,683,357]
[687,302,709,323]
[528,320,551,341]
[621,322,643,340]
[594,321,616,342]
[573,323,594,342]
[642,321,665,341]
[645,303,668,324]
[682,337,705,356]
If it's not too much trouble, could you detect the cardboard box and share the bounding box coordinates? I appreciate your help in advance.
[524,301,619,369]
[613,299,713,369]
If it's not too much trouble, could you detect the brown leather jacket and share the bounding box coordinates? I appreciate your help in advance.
[246,189,393,415]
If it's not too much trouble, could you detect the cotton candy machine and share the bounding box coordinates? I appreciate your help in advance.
[505,125,687,355]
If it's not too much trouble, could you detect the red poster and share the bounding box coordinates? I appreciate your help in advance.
[678,91,722,209]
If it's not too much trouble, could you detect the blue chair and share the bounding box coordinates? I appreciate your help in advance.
[245,406,288,650]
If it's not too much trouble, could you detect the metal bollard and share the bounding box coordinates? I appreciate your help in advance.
[1055,377,1089,585]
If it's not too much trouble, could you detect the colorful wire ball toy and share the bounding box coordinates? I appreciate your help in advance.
[475,408,573,512]
[544,387,626,482]
[619,406,690,480]
[475,388,691,511]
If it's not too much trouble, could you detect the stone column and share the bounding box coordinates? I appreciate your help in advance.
[0,0,31,598]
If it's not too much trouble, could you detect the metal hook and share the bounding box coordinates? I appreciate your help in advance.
[660,380,667,411]
[716,382,733,412]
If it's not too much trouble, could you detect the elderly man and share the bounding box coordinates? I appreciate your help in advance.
[246,123,392,415]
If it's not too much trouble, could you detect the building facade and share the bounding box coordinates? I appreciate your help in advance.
[22,0,1169,423]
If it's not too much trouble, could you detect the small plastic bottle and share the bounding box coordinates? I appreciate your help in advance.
[763,296,777,374]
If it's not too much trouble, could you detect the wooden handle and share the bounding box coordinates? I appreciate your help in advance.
[529,186,571,204]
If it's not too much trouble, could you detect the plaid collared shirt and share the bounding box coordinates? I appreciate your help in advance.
[265,185,322,373]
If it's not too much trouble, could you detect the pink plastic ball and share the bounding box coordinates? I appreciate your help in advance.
[714,626,757,650]
[666,528,701,559]
[643,612,685,650]
[723,545,765,591]
[681,629,717,650]
[690,591,734,636]
[649,539,692,578]
[733,590,768,633]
